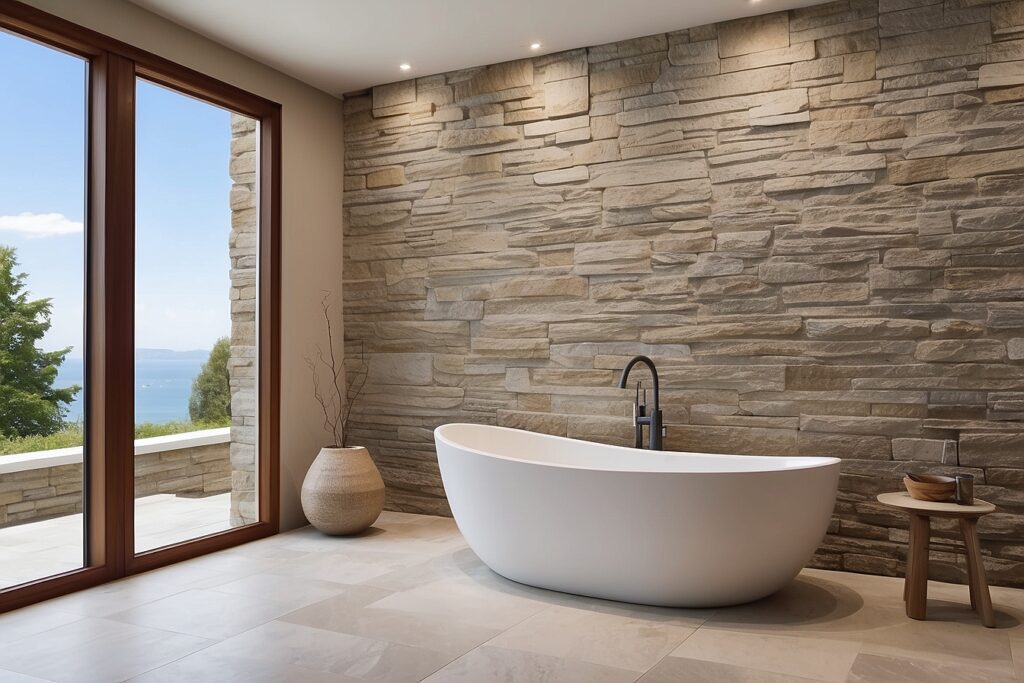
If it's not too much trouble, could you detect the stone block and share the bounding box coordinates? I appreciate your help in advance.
[721,41,816,73]
[715,231,772,250]
[915,340,1007,362]
[844,51,876,82]
[590,63,659,94]
[573,240,652,275]
[805,318,930,340]
[668,39,719,66]
[960,433,1024,467]
[367,353,433,385]
[808,117,906,145]
[782,282,869,304]
[892,438,958,463]
[453,60,534,101]
[589,154,708,188]
[657,64,792,99]
[438,127,520,149]
[373,80,416,111]
[544,76,590,117]
[718,13,790,58]
[979,61,1024,89]
[523,115,590,137]
[888,158,948,185]
[876,23,990,68]
[792,56,844,82]
[688,254,745,278]
[366,167,407,189]
[533,166,589,185]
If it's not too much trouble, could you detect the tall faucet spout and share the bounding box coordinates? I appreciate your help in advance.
[617,355,663,450]
[617,355,659,411]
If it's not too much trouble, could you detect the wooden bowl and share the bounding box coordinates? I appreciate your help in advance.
[903,474,956,502]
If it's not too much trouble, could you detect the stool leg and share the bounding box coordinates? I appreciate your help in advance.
[960,517,995,628]
[963,531,977,609]
[904,518,915,602]
[906,513,930,620]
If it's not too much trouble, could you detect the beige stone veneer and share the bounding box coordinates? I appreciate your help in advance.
[228,114,259,525]
[342,0,1024,586]
[0,440,229,527]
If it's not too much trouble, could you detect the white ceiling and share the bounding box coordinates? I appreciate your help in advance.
[127,0,829,97]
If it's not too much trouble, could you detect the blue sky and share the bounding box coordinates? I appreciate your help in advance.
[0,29,235,356]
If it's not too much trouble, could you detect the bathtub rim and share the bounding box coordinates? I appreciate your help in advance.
[435,422,841,475]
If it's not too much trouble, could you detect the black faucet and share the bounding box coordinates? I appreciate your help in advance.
[617,355,664,451]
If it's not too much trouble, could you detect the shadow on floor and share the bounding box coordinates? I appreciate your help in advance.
[450,546,869,628]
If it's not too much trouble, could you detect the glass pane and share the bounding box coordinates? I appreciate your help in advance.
[134,79,259,553]
[0,30,87,588]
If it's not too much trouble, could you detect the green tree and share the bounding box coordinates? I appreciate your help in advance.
[0,246,79,438]
[188,336,231,423]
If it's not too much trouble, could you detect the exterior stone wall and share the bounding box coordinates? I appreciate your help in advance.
[342,0,1024,586]
[0,441,230,527]
[229,114,259,525]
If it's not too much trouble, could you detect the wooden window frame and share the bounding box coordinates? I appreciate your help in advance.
[0,0,281,613]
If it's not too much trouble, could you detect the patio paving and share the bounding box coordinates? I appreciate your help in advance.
[0,493,233,590]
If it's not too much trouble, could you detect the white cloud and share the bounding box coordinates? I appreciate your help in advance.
[0,212,83,238]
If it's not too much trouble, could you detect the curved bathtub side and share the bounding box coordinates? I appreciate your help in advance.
[436,426,839,608]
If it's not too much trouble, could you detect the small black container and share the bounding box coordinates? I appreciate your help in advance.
[955,473,975,505]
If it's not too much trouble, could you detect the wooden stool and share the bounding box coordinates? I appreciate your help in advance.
[877,492,997,628]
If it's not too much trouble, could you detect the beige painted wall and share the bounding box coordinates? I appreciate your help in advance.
[21,0,345,530]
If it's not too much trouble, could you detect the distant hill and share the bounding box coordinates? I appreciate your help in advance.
[136,348,210,361]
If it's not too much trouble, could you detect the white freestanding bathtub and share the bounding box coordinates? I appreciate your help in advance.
[435,423,840,608]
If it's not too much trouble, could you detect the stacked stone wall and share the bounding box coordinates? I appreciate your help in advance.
[0,441,230,527]
[342,0,1024,585]
[229,114,259,525]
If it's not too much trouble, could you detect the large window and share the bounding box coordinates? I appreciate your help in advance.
[0,1,280,612]
[0,28,87,591]
[134,80,260,552]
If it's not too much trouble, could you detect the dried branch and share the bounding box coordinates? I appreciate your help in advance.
[341,339,368,447]
[305,292,367,448]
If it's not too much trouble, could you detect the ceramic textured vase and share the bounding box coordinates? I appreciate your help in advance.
[301,446,385,535]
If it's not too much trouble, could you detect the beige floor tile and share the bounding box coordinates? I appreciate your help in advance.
[200,619,454,682]
[423,645,639,683]
[204,572,353,609]
[705,571,901,639]
[41,575,188,618]
[859,615,1014,675]
[367,575,548,630]
[0,670,52,683]
[107,587,297,640]
[269,547,426,584]
[488,604,695,673]
[280,592,500,655]
[0,603,83,644]
[0,617,212,683]
[127,649,359,683]
[848,652,1017,683]
[357,548,484,592]
[6,510,1024,683]
[1012,638,1024,681]
[669,626,860,682]
[639,656,824,682]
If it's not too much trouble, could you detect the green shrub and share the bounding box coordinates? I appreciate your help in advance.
[188,337,232,424]
[0,246,80,438]
[0,418,230,455]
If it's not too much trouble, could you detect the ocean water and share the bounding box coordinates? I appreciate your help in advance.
[56,354,207,424]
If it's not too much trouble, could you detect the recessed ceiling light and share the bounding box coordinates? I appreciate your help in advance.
[530,42,542,50]
[399,63,411,71]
